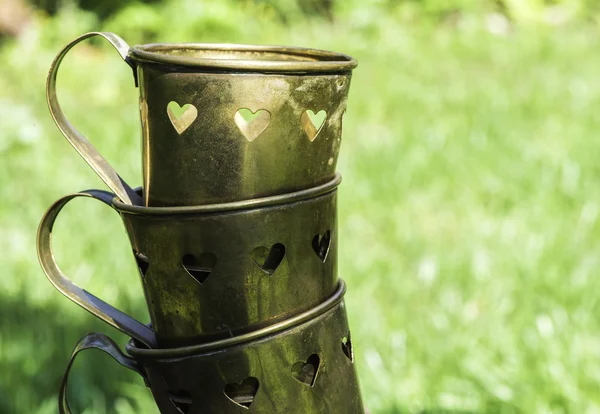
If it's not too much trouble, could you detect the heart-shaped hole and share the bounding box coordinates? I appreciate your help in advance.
[182,253,217,285]
[311,230,331,263]
[342,333,354,362]
[168,389,192,414]
[167,101,198,134]
[251,243,285,275]
[291,354,320,387]
[234,108,271,142]
[301,110,327,141]
[134,252,149,278]
[224,377,259,409]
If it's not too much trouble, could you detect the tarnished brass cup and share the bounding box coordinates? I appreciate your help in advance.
[59,282,365,414]
[37,176,340,348]
[47,32,357,206]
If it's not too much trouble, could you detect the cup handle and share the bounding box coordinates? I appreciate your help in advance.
[37,190,156,348]
[46,32,143,206]
[59,332,144,414]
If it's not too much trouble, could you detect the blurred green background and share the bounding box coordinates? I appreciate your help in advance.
[3,0,600,412]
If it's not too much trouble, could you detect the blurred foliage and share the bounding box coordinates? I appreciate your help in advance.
[20,0,600,26]
[4,0,600,413]
[27,0,335,22]
[28,0,161,20]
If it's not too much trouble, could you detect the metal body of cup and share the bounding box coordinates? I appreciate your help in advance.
[37,176,340,348]
[59,282,365,414]
[47,33,357,207]
[132,297,363,414]
[120,185,339,347]
[136,50,354,206]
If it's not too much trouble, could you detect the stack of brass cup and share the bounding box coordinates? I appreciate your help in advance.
[38,32,363,413]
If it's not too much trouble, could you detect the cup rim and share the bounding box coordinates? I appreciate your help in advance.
[112,173,341,214]
[129,43,357,73]
[126,279,346,359]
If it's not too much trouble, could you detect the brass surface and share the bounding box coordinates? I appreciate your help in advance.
[46,32,142,205]
[46,32,356,207]
[137,58,352,207]
[38,177,340,348]
[113,173,341,215]
[128,279,346,359]
[129,298,363,414]
[58,290,363,413]
[37,190,157,347]
[130,42,357,72]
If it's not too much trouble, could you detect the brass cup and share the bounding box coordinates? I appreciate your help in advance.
[37,176,341,348]
[59,282,365,414]
[47,32,357,206]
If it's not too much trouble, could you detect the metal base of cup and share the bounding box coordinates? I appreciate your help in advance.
[133,299,363,413]
[58,281,364,414]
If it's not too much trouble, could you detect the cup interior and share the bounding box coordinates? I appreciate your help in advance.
[130,43,357,72]
[150,47,321,62]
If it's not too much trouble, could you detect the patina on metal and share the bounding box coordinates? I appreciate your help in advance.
[46,32,357,207]
[59,282,364,414]
[37,175,340,348]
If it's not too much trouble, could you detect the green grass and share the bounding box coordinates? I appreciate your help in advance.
[3,2,600,413]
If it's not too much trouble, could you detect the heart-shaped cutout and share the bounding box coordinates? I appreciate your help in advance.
[167,101,198,134]
[224,377,259,408]
[168,389,192,414]
[182,253,217,284]
[235,108,271,142]
[301,110,327,141]
[134,252,149,278]
[251,243,285,275]
[291,354,320,387]
[342,333,354,362]
[312,230,331,263]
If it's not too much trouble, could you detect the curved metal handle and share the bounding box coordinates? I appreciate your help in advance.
[37,190,156,347]
[46,32,143,206]
[59,332,144,414]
